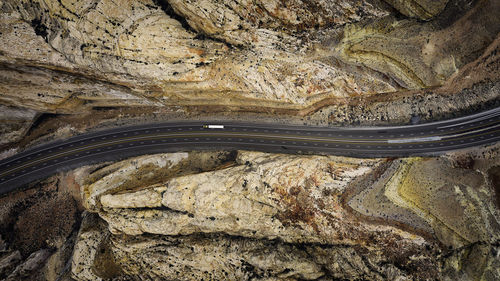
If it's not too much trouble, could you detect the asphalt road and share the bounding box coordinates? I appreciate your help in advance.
[1,107,499,195]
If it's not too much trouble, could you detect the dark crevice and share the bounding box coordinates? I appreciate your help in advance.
[152,0,239,50]
[431,0,478,29]
[23,113,61,140]
[361,254,386,279]
[193,33,238,50]
[487,166,500,209]
[30,18,49,43]
[151,0,195,33]
[439,240,500,259]
[0,61,135,95]
[114,205,192,216]
[56,0,79,18]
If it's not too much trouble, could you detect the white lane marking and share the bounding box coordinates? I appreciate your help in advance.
[438,110,500,129]
[387,136,442,143]
[439,122,500,139]
[12,136,496,185]
[3,124,497,179]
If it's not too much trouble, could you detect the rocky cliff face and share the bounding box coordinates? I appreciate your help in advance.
[1,145,498,280]
[0,0,498,154]
[65,146,497,280]
[0,0,499,280]
[0,0,498,125]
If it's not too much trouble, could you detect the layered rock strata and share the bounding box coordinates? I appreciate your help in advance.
[0,0,497,116]
[66,146,500,280]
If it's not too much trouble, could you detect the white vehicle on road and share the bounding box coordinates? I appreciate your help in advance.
[203,125,225,129]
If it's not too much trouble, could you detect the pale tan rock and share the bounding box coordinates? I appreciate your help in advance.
[84,152,189,211]
[0,0,498,279]
[111,233,325,280]
[0,5,75,68]
[70,212,432,280]
[84,151,432,250]
[395,158,500,247]
[1,0,497,115]
[70,144,500,280]
[168,0,391,45]
[333,0,500,90]
[71,213,105,281]
[346,143,500,250]
[101,185,166,209]
[348,160,434,234]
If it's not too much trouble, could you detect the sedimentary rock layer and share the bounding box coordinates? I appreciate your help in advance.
[0,0,497,115]
[67,145,500,280]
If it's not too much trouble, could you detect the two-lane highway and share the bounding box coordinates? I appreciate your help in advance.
[1,107,499,195]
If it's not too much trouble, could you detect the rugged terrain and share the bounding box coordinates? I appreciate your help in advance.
[0,0,499,280]
[0,145,499,280]
[0,0,499,150]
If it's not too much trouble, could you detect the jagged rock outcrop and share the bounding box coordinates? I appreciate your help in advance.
[0,146,497,280]
[0,0,499,280]
[67,145,500,280]
[0,0,498,153]
[0,0,498,119]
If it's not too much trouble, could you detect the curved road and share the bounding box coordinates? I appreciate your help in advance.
[1,107,499,195]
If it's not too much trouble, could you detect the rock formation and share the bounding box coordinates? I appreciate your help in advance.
[0,0,499,280]
[0,0,498,120]
[68,147,499,280]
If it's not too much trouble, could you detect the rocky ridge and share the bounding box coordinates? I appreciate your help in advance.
[0,0,499,280]
[0,0,498,155]
[0,0,497,117]
[64,146,500,280]
[0,145,498,280]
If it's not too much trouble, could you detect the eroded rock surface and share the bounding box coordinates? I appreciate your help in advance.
[0,148,497,280]
[0,0,499,280]
[66,146,500,280]
[0,0,498,120]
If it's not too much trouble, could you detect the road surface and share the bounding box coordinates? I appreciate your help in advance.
[0,107,499,195]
